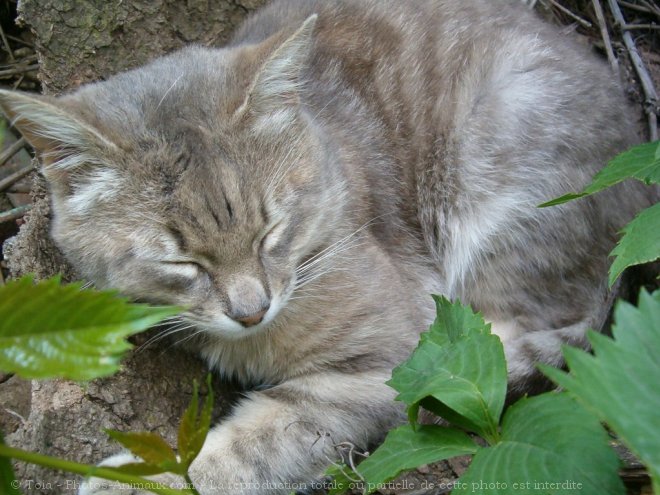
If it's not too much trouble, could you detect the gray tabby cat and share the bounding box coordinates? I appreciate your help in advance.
[0,0,653,493]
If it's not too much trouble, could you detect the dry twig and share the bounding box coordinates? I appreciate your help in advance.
[593,0,620,74]
[617,0,659,17]
[0,64,39,78]
[4,34,33,49]
[0,137,27,167]
[545,0,593,28]
[621,23,660,31]
[0,23,15,63]
[0,164,35,193]
[607,0,659,140]
[0,204,31,223]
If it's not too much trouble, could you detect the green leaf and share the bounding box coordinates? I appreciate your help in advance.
[102,463,169,476]
[327,465,358,495]
[387,296,506,442]
[608,202,660,285]
[454,393,624,495]
[326,463,357,495]
[542,289,660,491]
[432,296,491,343]
[0,276,181,380]
[105,430,180,474]
[328,425,477,495]
[0,431,22,495]
[177,374,214,470]
[540,140,660,207]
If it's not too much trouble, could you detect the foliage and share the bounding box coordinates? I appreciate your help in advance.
[542,289,660,494]
[0,432,21,495]
[391,297,506,444]
[540,139,660,285]
[328,424,478,493]
[453,393,622,495]
[329,297,626,495]
[608,202,660,285]
[105,375,214,480]
[0,276,211,494]
[0,276,181,380]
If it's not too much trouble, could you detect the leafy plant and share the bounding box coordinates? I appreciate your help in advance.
[540,139,660,285]
[0,276,212,495]
[329,297,626,495]
[103,375,214,492]
[542,289,660,494]
[0,276,181,380]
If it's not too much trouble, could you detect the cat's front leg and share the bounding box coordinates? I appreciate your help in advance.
[188,370,402,494]
[80,369,403,495]
[77,452,183,494]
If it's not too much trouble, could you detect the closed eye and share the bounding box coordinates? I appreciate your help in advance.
[161,260,203,277]
[261,221,287,253]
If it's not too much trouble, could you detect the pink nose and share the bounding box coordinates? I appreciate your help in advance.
[234,308,268,327]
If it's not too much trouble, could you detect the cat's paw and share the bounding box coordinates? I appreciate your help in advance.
[78,452,182,495]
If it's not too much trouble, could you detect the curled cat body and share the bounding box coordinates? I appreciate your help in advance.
[0,0,654,493]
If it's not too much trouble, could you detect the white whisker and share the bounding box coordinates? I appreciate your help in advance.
[135,321,197,353]
[156,73,184,112]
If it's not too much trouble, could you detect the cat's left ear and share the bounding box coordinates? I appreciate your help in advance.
[236,14,318,117]
[0,89,118,181]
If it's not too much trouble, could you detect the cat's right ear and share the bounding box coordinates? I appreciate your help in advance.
[235,14,318,119]
[0,89,117,182]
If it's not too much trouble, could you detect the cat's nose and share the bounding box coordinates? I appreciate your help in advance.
[232,305,270,327]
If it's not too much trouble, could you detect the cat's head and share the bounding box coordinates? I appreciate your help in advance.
[0,15,345,338]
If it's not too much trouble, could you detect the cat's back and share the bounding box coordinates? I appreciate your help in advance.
[232,0,634,176]
[234,0,638,210]
[233,0,648,302]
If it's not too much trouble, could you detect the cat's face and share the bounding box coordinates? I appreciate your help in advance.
[52,113,330,338]
[0,16,339,338]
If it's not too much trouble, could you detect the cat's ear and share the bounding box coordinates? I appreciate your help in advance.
[236,14,318,117]
[0,89,117,180]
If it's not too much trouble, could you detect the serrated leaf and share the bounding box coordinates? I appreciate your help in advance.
[387,297,506,442]
[432,296,491,343]
[328,425,477,495]
[105,430,180,473]
[0,276,182,380]
[540,140,660,207]
[0,431,22,495]
[454,393,624,495]
[608,202,660,285]
[542,289,660,491]
[178,374,213,469]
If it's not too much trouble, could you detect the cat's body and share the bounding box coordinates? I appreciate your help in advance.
[0,0,653,493]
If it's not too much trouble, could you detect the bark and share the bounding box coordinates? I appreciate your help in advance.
[16,0,267,94]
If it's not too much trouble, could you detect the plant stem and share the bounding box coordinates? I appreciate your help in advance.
[0,432,22,495]
[184,473,202,495]
[0,444,188,495]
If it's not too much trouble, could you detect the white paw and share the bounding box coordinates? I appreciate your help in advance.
[78,452,182,495]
